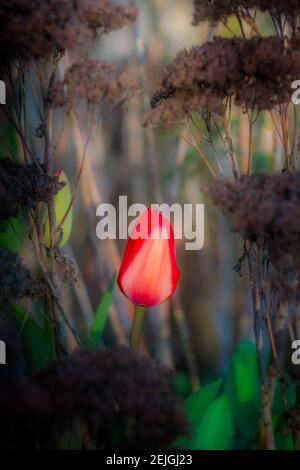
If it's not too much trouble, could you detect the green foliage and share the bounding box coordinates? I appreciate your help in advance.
[0,125,24,253]
[12,304,54,372]
[43,170,73,248]
[275,431,295,450]
[185,378,222,426]
[272,377,296,431]
[174,378,222,449]
[86,272,116,348]
[174,371,192,399]
[225,340,261,438]
[217,16,242,38]
[252,151,273,172]
[0,214,25,253]
[194,393,234,450]
[0,124,18,160]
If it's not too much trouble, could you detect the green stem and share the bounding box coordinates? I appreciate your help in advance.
[130,305,145,351]
[45,252,56,358]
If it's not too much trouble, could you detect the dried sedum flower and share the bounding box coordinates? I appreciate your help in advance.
[0,347,186,449]
[0,248,30,306]
[48,60,138,109]
[192,0,300,26]
[146,36,300,128]
[146,89,225,128]
[0,0,137,63]
[82,0,137,32]
[0,159,64,210]
[0,183,18,220]
[209,171,300,298]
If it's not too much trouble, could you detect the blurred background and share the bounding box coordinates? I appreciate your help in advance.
[5,0,288,395]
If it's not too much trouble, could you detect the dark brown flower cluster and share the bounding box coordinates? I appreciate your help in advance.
[0,183,18,220]
[0,248,30,307]
[48,60,138,109]
[146,36,300,128]
[209,171,300,297]
[0,0,137,63]
[0,158,63,211]
[146,88,225,129]
[0,347,186,449]
[82,0,137,33]
[192,0,300,26]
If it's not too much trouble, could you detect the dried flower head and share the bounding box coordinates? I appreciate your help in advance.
[0,183,18,220]
[193,0,247,26]
[209,171,300,297]
[0,248,30,306]
[0,0,137,63]
[145,36,300,128]
[192,0,300,26]
[81,0,137,33]
[0,347,186,449]
[0,159,64,210]
[146,89,225,129]
[48,60,138,109]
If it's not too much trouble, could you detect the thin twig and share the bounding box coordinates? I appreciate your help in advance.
[182,120,217,178]
[221,116,240,178]
[44,274,83,348]
[246,112,254,174]
[291,104,300,169]
[57,111,89,230]
[246,241,275,450]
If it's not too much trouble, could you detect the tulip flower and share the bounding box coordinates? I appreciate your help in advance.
[117,208,180,349]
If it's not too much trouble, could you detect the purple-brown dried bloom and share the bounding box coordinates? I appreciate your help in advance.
[0,159,63,210]
[209,172,300,298]
[48,60,138,109]
[0,248,30,306]
[0,347,186,449]
[0,184,18,220]
[145,36,300,128]
[0,0,137,63]
[193,0,300,27]
[146,89,225,128]
[81,0,137,32]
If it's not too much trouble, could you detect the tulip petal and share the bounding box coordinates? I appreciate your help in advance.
[117,208,179,307]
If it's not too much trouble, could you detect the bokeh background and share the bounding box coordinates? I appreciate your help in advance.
[4,0,289,393]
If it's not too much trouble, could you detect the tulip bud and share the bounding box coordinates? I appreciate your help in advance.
[117,208,180,307]
[43,169,73,248]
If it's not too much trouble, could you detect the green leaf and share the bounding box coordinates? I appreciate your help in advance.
[0,124,19,160]
[225,340,261,437]
[174,378,222,449]
[0,214,25,253]
[218,16,243,38]
[185,378,222,426]
[12,304,54,372]
[194,393,234,450]
[43,170,73,248]
[86,273,116,348]
[275,431,295,450]
[174,372,192,399]
[272,377,296,431]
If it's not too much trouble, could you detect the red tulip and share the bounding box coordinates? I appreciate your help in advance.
[117,208,180,308]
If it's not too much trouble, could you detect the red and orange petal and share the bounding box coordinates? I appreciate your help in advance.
[117,209,180,307]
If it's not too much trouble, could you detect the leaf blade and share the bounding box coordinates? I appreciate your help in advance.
[86,272,116,348]
[194,393,234,450]
[174,378,222,449]
[12,304,54,372]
